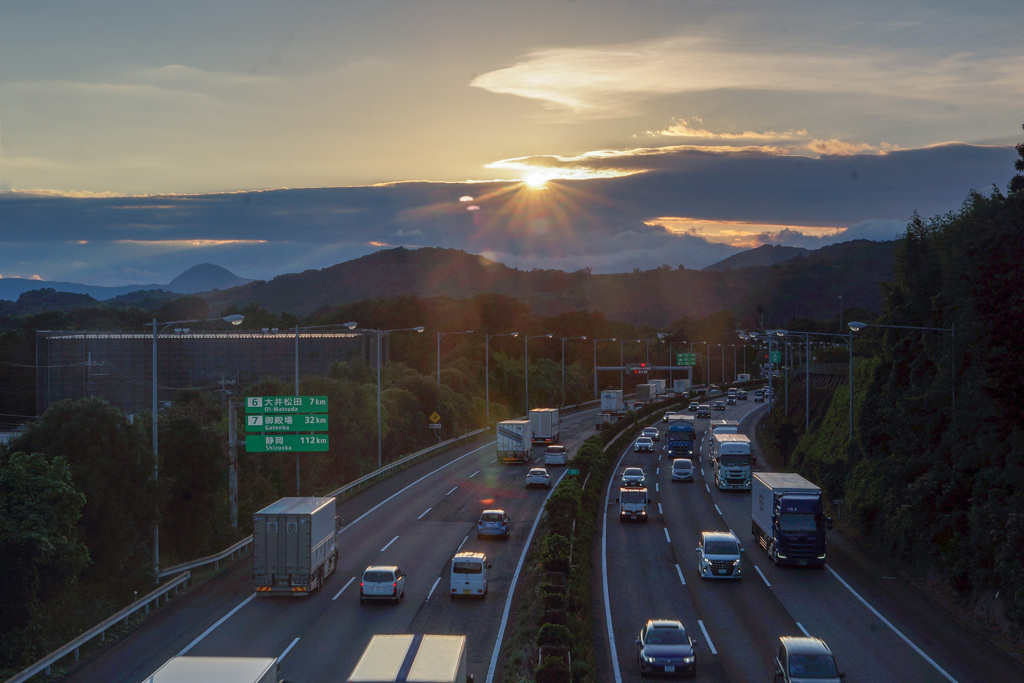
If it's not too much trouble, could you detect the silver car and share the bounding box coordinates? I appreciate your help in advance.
[359,565,406,604]
[696,531,742,580]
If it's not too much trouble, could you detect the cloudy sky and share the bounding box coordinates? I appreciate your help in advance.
[1,0,1021,286]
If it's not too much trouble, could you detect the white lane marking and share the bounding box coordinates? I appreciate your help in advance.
[755,565,772,587]
[277,637,300,663]
[664,528,671,543]
[418,507,432,520]
[332,576,355,601]
[380,535,399,552]
[426,576,441,602]
[698,619,717,655]
[175,593,256,656]
[486,467,570,683]
[797,622,810,637]
[491,458,497,463]
[705,482,711,493]
[470,470,480,478]
[655,483,659,492]
[339,441,496,534]
[446,486,458,496]
[600,448,632,683]
[658,503,663,515]
[825,566,959,682]
[656,467,660,475]
[714,504,723,516]
[457,535,468,552]
[675,563,686,586]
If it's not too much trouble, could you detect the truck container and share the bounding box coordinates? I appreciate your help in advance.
[635,383,654,402]
[347,634,471,683]
[617,487,649,522]
[672,379,691,395]
[707,419,739,444]
[142,656,280,683]
[751,472,832,567]
[529,408,560,444]
[601,389,625,414]
[496,419,532,464]
[253,496,338,595]
[665,416,696,456]
[711,433,752,490]
[649,379,667,396]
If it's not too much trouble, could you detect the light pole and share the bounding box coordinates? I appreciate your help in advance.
[151,313,244,579]
[848,321,955,414]
[525,333,552,413]
[619,339,641,390]
[560,336,587,407]
[294,321,357,494]
[485,332,518,423]
[730,344,737,382]
[668,340,686,389]
[592,337,616,397]
[693,341,709,387]
[437,330,473,385]
[717,343,725,384]
[358,326,425,469]
[774,328,854,437]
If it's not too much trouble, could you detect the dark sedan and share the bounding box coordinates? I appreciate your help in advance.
[636,619,698,677]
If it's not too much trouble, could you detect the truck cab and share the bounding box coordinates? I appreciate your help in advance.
[617,487,650,522]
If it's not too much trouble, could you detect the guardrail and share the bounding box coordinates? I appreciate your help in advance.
[5,572,191,683]
[10,427,492,683]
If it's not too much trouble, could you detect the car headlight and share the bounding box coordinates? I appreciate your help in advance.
[733,559,741,568]
[641,652,657,664]
[683,656,695,664]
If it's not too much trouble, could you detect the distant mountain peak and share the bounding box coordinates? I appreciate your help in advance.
[167,263,252,293]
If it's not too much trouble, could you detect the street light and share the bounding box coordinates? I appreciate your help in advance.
[485,332,519,423]
[560,336,587,407]
[525,333,552,413]
[151,313,244,579]
[293,321,357,494]
[848,320,955,413]
[774,328,854,438]
[355,325,425,469]
[716,343,725,384]
[592,337,616,397]
[437,330,474,385]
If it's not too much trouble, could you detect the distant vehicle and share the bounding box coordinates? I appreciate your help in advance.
[621,467,646,487]
[696,531,743,579]
[665,416,696,456]
[696,404,711,418]
[617,486,649,522]
[754,390,765,403]
[636,383,655,402]
[642,426,660,442]
[144,656,281,683]
[359,565,406,604]
[529,407,560,444]
[544,444,568,466]
[709,384,719,394]
[253,496,338,596]
[671,458,694,482]
[713,400,726,411]
[663,411,684,423]
[477,509,510,540]
[597,389,626,430]
[348,633,472,683]
[727,387,738,398]
[450,552,489,599]
[687,401,699,411]
[525,467,552,488]
[726,396,736,405]
[738,390,748,400]
[634,436,655,452]
[773,636,844,683]
[635,619,698,677]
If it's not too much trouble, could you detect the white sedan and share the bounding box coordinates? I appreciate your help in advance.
[525,467,552,489]
[634,437,655,453]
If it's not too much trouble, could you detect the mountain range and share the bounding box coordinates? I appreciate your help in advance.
[0,264,253,302]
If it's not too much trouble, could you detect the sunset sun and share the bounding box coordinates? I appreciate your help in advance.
[524,172,549,189]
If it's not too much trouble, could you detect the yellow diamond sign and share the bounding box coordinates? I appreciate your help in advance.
[430,412,441,423]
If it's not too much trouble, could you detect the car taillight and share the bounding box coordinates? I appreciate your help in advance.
[392,582,398,595]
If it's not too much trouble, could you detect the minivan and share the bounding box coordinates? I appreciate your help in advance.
[450,551,490,598]
[544,444,568,466]
[671,458,694,482]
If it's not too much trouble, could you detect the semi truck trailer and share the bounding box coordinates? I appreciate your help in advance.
[253,496,338,595]
[751,472,832,567]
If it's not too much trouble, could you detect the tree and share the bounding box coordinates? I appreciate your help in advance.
[1011,121,1024,194]
[0,451,88,666]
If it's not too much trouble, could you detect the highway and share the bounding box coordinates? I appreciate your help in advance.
[599,398,1024,682]
[60,409,600,683]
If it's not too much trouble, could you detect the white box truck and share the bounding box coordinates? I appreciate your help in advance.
[650,379,667,396]
[597,389,626,429]
[497,419,532,464]
[253,497,338,595]
[141,656,281,683]
[710,433,752,490]
[529,408,560,444]
[635,383,655,402]
[672,379,691,395]
[347,634,472,683]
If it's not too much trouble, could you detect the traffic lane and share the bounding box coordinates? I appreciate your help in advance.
[605,454,729,682]
[660,454,797,682]
[275,520,474,683]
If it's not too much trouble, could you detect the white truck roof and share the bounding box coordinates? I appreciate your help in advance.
[141,656,278,683]
[348,634,466,683]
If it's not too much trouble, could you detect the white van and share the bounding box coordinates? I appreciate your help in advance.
[544,444,568,466]
[450,551,489,598]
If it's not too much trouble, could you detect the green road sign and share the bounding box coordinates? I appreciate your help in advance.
[245,434,330,452]
[675,353,697,366]
[567,468,580,475]
[770,350,782,363]
[245,396,328,414]
[246,414,328,432]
